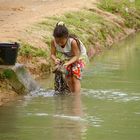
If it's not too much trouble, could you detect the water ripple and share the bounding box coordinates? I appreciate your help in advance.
[85,115,103,127]
[82,89,140,102]
[26,112,103,127]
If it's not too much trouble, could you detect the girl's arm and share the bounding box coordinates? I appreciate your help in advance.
[64,39,80,66]
[51,40,60,64]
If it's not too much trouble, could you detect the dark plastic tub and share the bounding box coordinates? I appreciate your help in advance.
[0,42,20,65]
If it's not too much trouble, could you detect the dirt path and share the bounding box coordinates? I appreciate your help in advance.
[0,0,96,42]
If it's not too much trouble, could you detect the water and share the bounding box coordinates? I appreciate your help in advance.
[0,33,140,140]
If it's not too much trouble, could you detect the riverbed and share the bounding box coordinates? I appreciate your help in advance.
[0,33,140,140]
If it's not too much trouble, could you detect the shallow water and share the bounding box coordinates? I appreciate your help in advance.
[0,33,140,140]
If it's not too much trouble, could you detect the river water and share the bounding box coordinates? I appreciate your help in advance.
[0,33,140,140]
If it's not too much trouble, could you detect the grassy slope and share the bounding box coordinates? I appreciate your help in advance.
[99,0,140,29]
[18,0,140,64]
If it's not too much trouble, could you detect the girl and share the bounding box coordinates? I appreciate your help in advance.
[51,22,88,94]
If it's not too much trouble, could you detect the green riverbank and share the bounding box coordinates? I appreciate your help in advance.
[0,0,140,105]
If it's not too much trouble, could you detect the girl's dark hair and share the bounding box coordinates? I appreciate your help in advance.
[53,22,69,38]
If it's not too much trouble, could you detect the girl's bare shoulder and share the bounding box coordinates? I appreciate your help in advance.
[71,39,78,46]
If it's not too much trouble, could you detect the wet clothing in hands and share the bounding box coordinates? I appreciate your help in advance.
[53,62,71,95]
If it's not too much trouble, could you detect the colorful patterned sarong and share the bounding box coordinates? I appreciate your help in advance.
[65,58,86,80]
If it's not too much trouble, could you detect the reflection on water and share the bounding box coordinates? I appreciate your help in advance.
[0,33,140,140]
[0,105,17,134]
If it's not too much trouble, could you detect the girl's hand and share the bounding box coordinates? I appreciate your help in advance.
[55,58,60,65]
[63,62,70,68]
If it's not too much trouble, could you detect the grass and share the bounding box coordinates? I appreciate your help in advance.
[135,0,140,9]
[98,0,140,29]
[19,42,48,57]
[21,0,140,59]
[98,0,136,12]
[0,69,13,79]
[35,9,124,51]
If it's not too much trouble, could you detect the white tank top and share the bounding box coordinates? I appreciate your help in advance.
[54,37,87,58]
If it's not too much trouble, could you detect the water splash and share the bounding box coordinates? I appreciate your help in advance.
[13,63,40,92]
[29,88,55,97]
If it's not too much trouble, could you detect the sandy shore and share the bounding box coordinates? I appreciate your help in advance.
[0,0,95,41]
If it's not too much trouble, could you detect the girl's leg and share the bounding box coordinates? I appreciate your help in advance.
[71,76,81,94]
[66,77,74,92]
[66,76,81,93]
